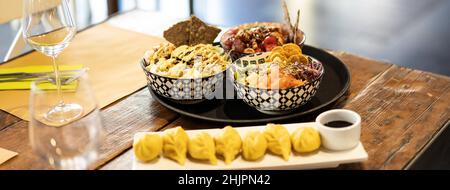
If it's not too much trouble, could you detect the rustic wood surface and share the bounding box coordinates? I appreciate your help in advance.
[0,49,448,170]
[342,65,450,169]
[1,16,449,170]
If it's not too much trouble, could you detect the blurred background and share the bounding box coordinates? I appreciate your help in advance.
[0,0,449,75]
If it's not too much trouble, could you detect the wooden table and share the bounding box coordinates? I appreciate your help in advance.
[0,11,449,170]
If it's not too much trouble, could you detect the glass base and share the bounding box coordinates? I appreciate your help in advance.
[45,103,83,125]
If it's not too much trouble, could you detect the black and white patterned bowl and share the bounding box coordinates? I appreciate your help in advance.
[231,52,324,115]
[140,60,226,104]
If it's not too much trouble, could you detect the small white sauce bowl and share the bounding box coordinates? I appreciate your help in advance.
[316,109,361,151]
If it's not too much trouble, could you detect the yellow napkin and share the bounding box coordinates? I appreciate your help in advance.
[0,65,83,90]
[0,147,17,165]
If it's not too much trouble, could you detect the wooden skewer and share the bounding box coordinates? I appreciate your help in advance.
[294,10,301,44]
[281,0,295,42]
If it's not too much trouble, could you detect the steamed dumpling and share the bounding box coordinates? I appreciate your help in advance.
[163,127,189,165]
[291,127,321,153]
[242,131,267,161]
[264,124,291,160]
[133,133,163,162]
[188,132,217,165]
[215,126,242,164]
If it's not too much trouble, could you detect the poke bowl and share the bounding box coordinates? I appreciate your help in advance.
[221,22,306,60]
[230,44,324,115]
[141,43,231,104]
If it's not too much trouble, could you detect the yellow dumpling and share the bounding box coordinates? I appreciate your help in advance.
[215,126,242,164]
[188,132,217,165]
[291,127,321,153]
[264,124,291,160]
[163,127,189,165]
[133,133,163,162]
[242,131,267,161]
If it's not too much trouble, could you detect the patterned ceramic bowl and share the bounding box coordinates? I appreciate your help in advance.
[230,52,324,115]
[141,60,226,104]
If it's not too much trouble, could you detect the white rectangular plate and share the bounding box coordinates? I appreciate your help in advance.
[133,122,368,170]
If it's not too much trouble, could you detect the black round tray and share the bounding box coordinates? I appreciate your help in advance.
[149,45,350,124]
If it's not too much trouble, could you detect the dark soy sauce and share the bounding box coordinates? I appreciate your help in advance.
[324,120,353,128]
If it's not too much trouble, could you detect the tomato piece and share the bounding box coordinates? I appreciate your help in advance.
[263,36,277,45]
[263,36,278,51]
[265,44,278,51]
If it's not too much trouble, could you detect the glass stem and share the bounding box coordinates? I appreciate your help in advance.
[51,55,64,106]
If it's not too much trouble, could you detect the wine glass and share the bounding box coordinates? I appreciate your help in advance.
[22,0,81,125]
[29,73,105,170]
